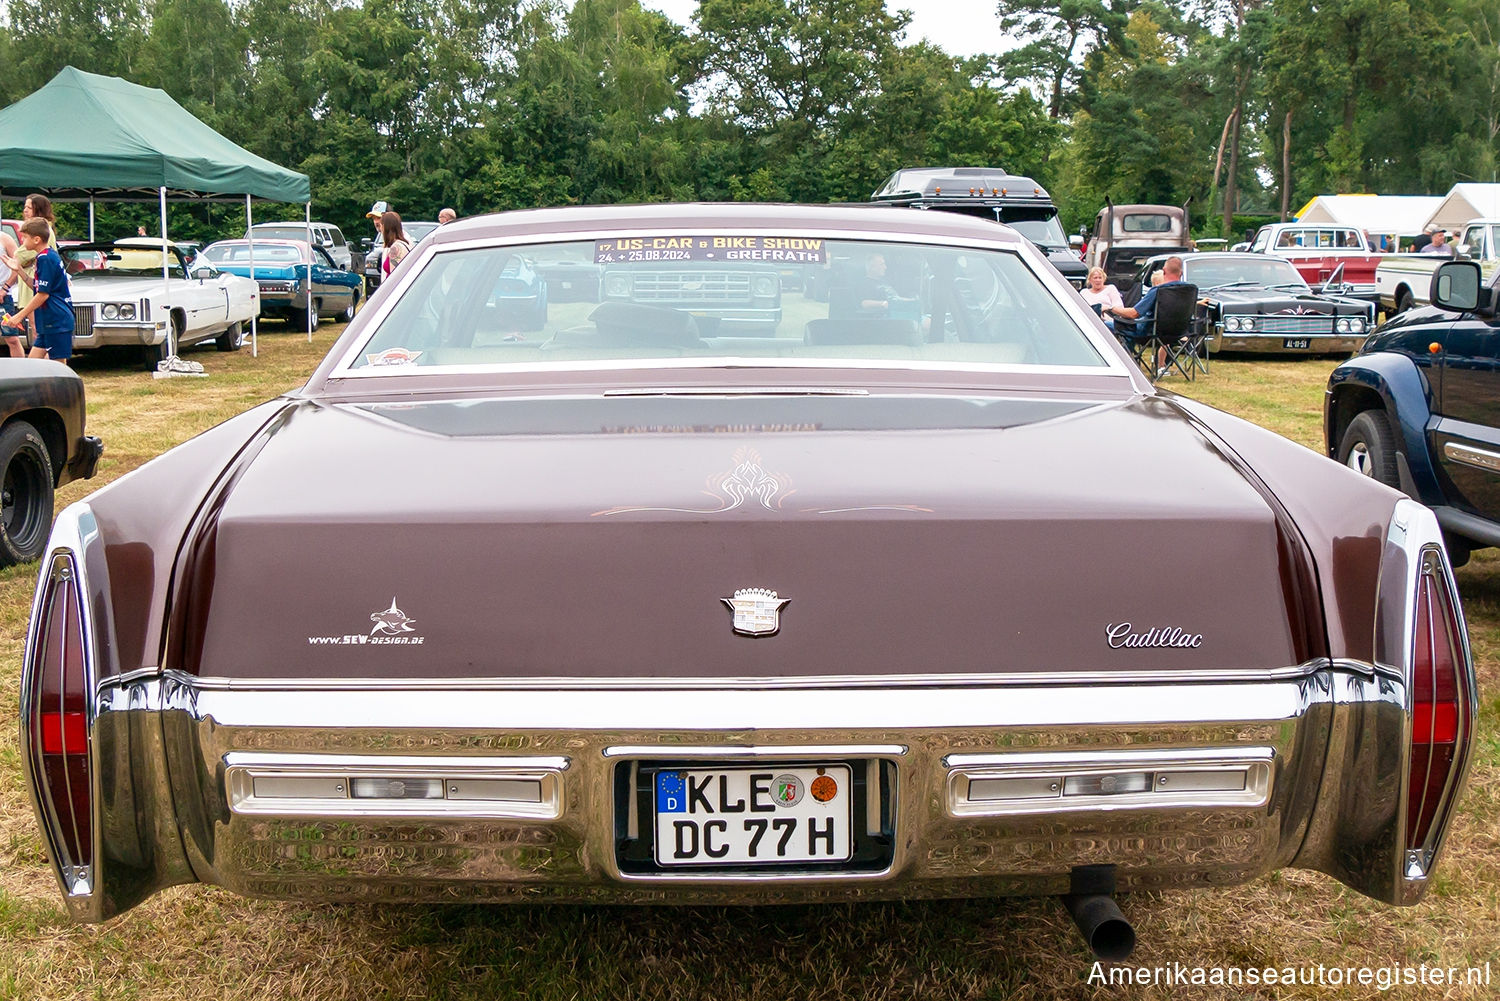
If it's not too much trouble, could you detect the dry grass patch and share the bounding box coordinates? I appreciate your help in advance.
[0,350,1495,999]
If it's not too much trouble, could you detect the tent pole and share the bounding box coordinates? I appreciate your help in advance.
[160,186,174,363]
[246,194,257,358]
[305,202,313,342]
[88,198,95,241]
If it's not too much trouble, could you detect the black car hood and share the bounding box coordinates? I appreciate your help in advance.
[1206,286,1366,315]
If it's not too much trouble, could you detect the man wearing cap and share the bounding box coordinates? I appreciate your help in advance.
[1420,227,1455,256]
[366,201,390,276]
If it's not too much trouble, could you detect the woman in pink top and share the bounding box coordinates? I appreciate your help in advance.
[1080,267,1124,330]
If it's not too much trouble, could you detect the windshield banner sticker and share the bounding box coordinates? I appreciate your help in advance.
[594,236,827,264]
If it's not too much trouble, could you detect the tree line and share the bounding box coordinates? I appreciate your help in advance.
[1,0,1496,246]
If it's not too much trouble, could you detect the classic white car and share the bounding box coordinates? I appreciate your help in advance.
[57,239,259,366]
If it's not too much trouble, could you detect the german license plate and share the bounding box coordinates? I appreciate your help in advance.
[654,765,852,866]
[1283,338,1311,349]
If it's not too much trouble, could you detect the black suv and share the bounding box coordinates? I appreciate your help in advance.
[1326,260,1500,563]
[870,167,1087,288]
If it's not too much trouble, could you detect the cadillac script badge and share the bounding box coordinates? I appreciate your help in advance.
[721,588,790,637]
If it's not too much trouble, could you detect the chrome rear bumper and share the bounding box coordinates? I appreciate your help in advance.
[77,661,1416,917]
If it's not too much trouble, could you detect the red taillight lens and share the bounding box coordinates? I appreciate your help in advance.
[24,555,94,888]
[1405,559,1469,858]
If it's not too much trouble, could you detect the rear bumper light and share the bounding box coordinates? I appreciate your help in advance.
[1403,543,1475,881]
[21,544,96,899]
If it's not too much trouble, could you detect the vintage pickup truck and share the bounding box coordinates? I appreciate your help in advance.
[1245,222,1382,303]
[1376,220,1500,314]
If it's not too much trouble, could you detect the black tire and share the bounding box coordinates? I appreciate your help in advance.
[339,291,360,324]
[523,292,548,331]
[141,336,170,371]
[1338,410,1401,488]
[289,306,318,330]
[215,320,244,352]
[1397,289,1415,314]
[0,420,56,567]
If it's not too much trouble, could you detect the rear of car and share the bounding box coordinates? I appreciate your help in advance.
[20,205,1476,934]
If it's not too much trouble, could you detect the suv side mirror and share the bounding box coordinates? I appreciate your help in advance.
[360,238,373,249]
[1431,261,1481,312]
[1068,235,1084,249]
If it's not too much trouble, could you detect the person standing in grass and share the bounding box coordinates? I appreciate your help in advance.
[0,230,25,357]
[2,219,75,363]
[380,211,413,280]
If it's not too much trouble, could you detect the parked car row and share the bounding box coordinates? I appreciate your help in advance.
[1126,251,1373,356]
[201,239,361,327]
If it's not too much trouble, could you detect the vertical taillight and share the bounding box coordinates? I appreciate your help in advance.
[23,553,94,894]
[1404,550,1472,876]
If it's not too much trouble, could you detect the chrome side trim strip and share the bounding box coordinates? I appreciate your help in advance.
[1442,441,1500,474]
[224,752,569,820]
[162,658,1339,693]
[603,744,907,759]
[152,678,1312,732]
[945,747,1274,817]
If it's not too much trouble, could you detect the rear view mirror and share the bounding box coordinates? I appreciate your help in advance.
[1431,261,1481,312]
[192,267,214,281]
[1068,235,1084,249]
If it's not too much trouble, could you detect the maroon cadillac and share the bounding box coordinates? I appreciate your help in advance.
[21,204,1475,959]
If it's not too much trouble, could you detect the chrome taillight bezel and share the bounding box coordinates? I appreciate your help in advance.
[1378,499,1477,894]
[19,504,101,907]
[1402,544,1474,880]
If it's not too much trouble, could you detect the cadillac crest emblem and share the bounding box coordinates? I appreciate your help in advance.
[721,588,790,637]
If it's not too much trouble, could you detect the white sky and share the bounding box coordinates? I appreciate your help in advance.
[644,1,1011,59]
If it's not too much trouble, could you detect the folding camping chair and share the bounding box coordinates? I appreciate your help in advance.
[1137,283,1201,381]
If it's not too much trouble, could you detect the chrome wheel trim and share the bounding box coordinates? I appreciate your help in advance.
[1346,440,1373,476]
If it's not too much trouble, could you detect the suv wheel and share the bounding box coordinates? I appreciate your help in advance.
[1338,410,1401,488]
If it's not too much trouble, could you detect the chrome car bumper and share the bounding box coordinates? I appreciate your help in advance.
[1211,331,1367,354]
[73,661,1415,918]
[70,321,169,349]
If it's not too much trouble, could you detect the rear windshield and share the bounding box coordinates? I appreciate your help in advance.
[206,243,302,264]
[250,226,317,243]
[346,236,1108,372]
[1122,214,1173,233]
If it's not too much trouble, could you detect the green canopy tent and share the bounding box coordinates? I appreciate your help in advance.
[0,66,315,363]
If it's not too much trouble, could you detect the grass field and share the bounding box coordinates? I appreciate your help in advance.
[1,335,1496,1000]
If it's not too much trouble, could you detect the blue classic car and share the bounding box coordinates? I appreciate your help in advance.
[201,239,362,327]
[1326,260,1500,563]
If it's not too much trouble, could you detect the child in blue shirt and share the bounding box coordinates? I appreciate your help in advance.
[2,219,74,362]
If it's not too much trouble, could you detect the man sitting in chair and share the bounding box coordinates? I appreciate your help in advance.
[1108,255,1188,374]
